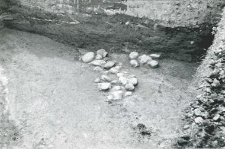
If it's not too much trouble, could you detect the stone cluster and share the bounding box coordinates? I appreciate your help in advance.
[128,52,160,68]
[81,49,139,102]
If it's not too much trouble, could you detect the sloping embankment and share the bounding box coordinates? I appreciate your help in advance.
[179,7,225,148]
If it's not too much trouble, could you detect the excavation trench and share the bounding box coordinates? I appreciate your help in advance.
[0,0,224,148]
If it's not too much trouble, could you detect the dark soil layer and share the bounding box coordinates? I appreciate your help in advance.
[177,8,225,148]
[3,2,221,62]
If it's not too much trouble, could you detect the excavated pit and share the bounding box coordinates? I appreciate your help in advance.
[0,0,225,148]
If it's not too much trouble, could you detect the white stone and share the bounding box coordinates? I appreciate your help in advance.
[119,76,128,85]
[97,49,108,58]
[211,79,220,87]
[95,54,103,60]
[194,117,203,124]
[116,73,124,77]
[82,52,95,63]
[150,53,161,59]
[104,61,115,69]
[110,91,123,100]
[111,86,122,91]
[109,67,120,74]
[111,80,119,84]
[138,54,152,64]
[124,91,132,97]
[148,60,159,68]
[128,77,138,86]
[129,52,139,59]
[107,95,114,101]
[114,65,122,70]
[101,75,112,82]
[125,83,135,91]
[94,78,101,83]
[130,60,139,67]
[213,114,220,121]
[98,83,111,91]
[90,60,106,66]
[93,66,103,72]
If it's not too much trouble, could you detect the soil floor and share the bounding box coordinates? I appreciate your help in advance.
[0,28,198,149]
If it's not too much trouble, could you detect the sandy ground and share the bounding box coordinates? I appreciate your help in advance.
[0,29,198,149]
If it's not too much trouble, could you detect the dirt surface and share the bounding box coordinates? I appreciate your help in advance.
[0,29,199,149]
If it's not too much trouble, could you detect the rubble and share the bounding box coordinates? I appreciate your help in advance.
[178,10,225,148]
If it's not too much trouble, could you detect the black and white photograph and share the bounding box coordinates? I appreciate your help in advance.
[0,0,225,148]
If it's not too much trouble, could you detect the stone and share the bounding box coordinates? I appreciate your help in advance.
[97,49,108,58]
[138,55,152,64]
[111,86,122,91]
[102,71,109,75]
[125,83,135,91]
[150,53,161,59]
[104,61,115,69]
[128,77,138,86]
[211,78,220,87]
[111,80,119,84]
[95,54,103,60]
[194,117,204,124]
[98,83,111,91]
[213,114,220,121]
[109,67,120,74]
[82,52,95,63]
[177,138,189,146]
[124,91,132,97]
[101,75,112,82]
[93,66,103,72]
[205,87,211,93]
[129,52,139,59]
[114,65,122,70]
[119,76,128,85]
[107,95,114,101]
[94,78,101,83]
[109,91,123,100]
[148,60,159,68]
[130,60,139,67]
[116,73,124,77]
[90,60,106,66]
[194,109,204,116]
[183,125,190,130]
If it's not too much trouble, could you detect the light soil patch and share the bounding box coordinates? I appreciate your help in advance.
[0,29,198,149]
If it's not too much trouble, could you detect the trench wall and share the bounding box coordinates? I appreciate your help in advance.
[3,0,225,61]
